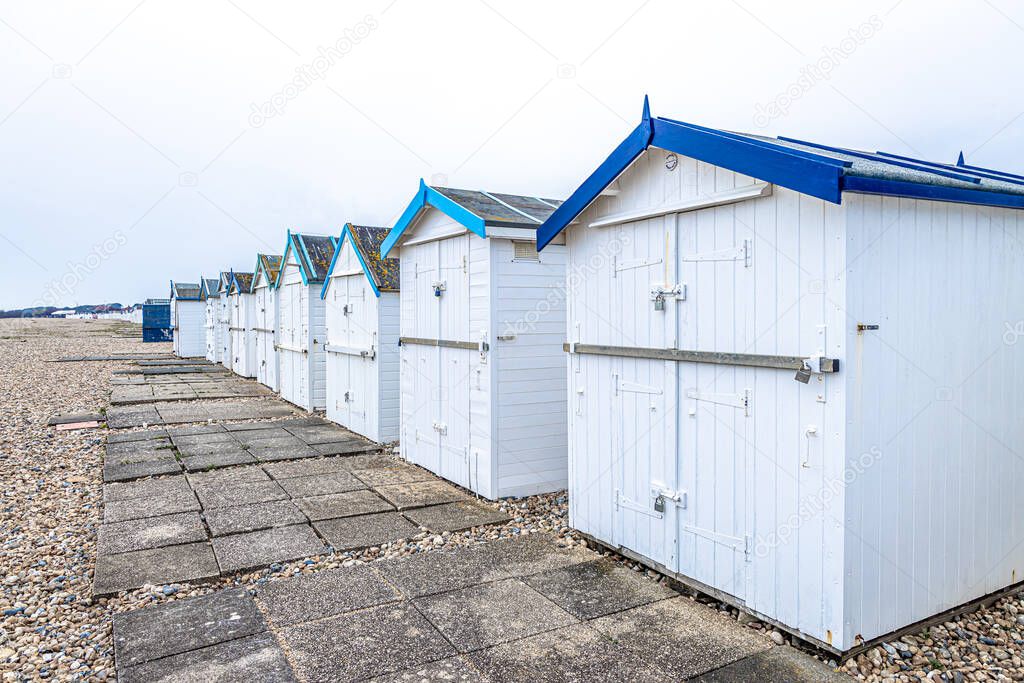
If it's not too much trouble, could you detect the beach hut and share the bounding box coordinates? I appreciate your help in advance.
[321,224,400,442]
[534,98,1024,654]
[215,272,233,371]
[200,276,223,363]
[228,271,256,378]
[275,231,336,411]
[141,298,172,342]
[381,182,569,499]
[169,281,204,357]
[252,254,282,391]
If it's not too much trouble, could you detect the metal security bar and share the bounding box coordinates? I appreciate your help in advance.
[399,336,486,351]
[563,343,838,373]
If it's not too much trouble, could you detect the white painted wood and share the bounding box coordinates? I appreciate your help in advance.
[204,296,221,363]
[253,273,279,391]
[277,248,327,411]
[323,235,400,443]
[216,283,232,372]
[563,143,1024,653]
[396,206,568,499]
[228,290,257,378]
[171,296,205,358]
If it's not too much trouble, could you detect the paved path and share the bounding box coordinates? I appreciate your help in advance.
[96,418,511,594]
[96,359,849,681]
[111,534,848,682]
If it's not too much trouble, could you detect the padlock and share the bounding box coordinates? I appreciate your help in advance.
[794,367,811,384]
[654,495,665,513]
[653,295,665,311]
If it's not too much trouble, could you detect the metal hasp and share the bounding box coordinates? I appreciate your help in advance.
[563,343,839,374]
[400,336,482,351]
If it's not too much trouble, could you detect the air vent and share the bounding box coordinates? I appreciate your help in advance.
[513,242,539,262]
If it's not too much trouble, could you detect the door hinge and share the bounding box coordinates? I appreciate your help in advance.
[686,388,751,416]
[682,239,751,267]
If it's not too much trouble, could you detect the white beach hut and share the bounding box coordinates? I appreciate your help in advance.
[321,224,400,443]
[215,271,233,371]
[275,231,336,411]
[252,253,282,392]
[201,277,222,363]
[535,98,1024,655]
[169,281,205,358]
[381,182,569,500]
[228,271,257,378]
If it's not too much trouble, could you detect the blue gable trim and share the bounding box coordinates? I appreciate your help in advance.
[536,97,1024,251]
[321,224,381,300]
[381,179,487,258]
[277,230,310,287]
[537,97,846,250]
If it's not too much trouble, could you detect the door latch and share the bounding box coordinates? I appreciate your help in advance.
[431,281,446,297]
[794,356,839,383]
[650,284,686,311]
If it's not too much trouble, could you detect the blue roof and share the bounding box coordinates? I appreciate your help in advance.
[381,180,562,258]
[537,97,1024,250]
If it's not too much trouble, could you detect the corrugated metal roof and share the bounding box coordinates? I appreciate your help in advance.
[433,187,563,229]
[349,225,400,292]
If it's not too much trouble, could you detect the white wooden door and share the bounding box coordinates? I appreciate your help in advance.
[609,215,680,570]
[345,275,373,439]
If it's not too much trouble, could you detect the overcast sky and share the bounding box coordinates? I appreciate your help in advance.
[1,0,1022,309]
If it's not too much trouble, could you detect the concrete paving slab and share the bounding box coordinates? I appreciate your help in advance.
[106,428,168,444]
[118,632,295,683]
[314,511,420,551]
[181,450,258,471]
[375,534,592,599]
[412,578,577,653]
[186,464,269,488]
[333,452,401,469]
[103,459,182,483]
[256,564,400,626]
[522,558,677,620]
[97,512,206,555]
[205,500,308,536]
[403,500,511,533]
[374,480,471,510]
[166,424,227,437]
[112,587,265,668]
[194,480,288,509]
[588,597,772,680]
[224,416,325,432]
[172,432,240,448]
[236,433,305,448]
[105,446,176,464]
[369,656,486,682]
[47,412,105,425]
[212,524,326,573]
[467,622,667,683]
[691,646,849,682]
[283,424,357,445]
[282,603,455,683]
[262,457,353,480]
[276,471,366,498]
[93,542,219,596]
[352,464,435,487]
[105,405,161,428]
[103,492,201,523]
[294,490,394,522]
[248,444,319,462]
[312,441,381,457]
[103,475,191,502]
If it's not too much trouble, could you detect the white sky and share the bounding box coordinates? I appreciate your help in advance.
[1,0,1022,309]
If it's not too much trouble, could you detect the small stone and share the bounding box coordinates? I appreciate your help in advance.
[769,630,785,645]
